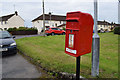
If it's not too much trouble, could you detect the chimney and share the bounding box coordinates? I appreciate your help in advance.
[15,11,18,16]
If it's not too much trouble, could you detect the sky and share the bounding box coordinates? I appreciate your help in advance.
[0,0,118,27]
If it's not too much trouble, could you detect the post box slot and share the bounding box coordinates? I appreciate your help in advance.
[66,18,79,22]
[66,28,79,31]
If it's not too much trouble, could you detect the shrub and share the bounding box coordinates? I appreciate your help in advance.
[7,27,17,32]
[16,27,28,31]
[114,27,120,35]
[8,27,38,31]
[26,28,38,31]
[63,27,66,31]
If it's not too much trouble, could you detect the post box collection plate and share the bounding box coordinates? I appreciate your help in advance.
[69,34,74,48]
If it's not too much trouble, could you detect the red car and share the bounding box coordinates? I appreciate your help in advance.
[45,27,65,36]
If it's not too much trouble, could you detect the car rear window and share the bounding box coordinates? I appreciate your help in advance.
[51,28,58,30]
[46,28,50,30]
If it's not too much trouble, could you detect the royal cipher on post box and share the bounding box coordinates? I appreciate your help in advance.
[65,11,94,57]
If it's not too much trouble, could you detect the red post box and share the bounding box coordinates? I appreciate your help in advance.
[65,11,94,57]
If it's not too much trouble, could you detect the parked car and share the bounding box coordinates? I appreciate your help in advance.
[45,27,65,36]
[0,31,17,56]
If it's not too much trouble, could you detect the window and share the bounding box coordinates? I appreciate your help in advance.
[51,28,57,30]
[1,21,3,25]
[5,21,7,24]
[4,28,7,30]
[45,20,49,24]
[55,23,57,27]
[52,24,54,27]
[60,21,61,24]
[37,21,39,23]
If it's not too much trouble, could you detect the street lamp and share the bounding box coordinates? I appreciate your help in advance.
[91,0,100,77]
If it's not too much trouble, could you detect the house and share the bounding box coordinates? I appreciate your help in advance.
[57,24,66,30]
[97,20,114,32]
[32,13,115,33]
[0,11,24,30]
[115,24,120,27]
[32,14,66,33]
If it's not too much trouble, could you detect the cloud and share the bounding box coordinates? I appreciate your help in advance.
[98,2,118,23]
[0,1,118,27]
[0,0,118,2]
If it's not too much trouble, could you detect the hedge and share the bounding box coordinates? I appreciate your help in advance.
[114,27,120,35]
[7,27,38,35]
[7,27,38,32]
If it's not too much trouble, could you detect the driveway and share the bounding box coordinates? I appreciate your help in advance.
[2,35,50,78]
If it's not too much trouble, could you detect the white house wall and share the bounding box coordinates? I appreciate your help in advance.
[98,25,114,31]
[32,20,43,33]
[0,15,24,30]
[32,20,66,33]
[8,15,24,28]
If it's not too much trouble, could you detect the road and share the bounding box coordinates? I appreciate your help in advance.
[2,35,50,78]
[2,54,42,78]
[14,34,41,39]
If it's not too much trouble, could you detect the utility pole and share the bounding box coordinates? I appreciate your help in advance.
[49,12,52,27]
[91,0,100,77]
[42,0,45,36]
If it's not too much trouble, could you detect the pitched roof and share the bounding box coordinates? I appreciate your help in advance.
[97,21,111,25]
[0,11,18,21]
[32,14,66,22]
[57,24,66,27]
[115,24,120,27]
[0,14,15,21]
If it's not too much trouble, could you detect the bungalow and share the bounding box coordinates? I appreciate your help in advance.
[115,24,120,27]
[32,13,66,33]
[97,20,114,32]
[0,11,24,30]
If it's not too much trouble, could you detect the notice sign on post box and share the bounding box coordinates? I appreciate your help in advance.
[69,34,74,48]
[65,11,94,57]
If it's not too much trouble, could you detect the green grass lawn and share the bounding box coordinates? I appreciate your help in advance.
[15,32,118,78]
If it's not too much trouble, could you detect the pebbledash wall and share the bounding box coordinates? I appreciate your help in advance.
[32,20,66,33]
[0,12,24,30]
[32,14,66,34]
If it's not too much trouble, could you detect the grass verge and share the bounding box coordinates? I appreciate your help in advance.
[15,32,118,78]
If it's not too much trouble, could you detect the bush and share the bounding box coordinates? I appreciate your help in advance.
[8,27,38,31]
[63,27,66,31]
[114,27,120,35]
[25,28,38,31]
[7,27,17,32]
[17,27,26,31]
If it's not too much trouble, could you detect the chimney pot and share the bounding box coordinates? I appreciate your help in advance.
[15,11,18,16]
